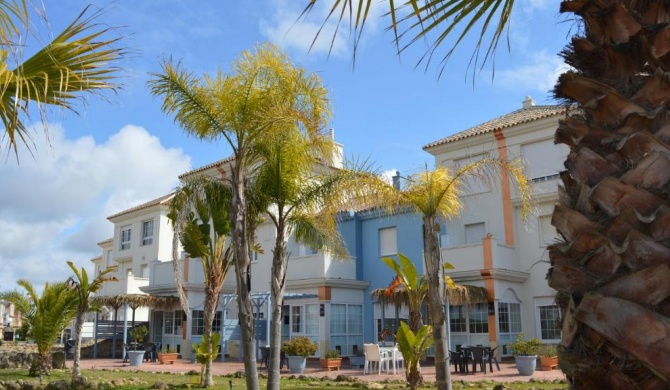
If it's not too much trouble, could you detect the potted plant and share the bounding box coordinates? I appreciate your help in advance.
[539,344,559,371]
[127,325,149,366]
[509,334,541,376]
[282,336,317,374]
[157,344,179,364]
[320,348,342,371]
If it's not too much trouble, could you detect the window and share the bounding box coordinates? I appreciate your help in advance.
[465,223,485,245]
[141,220,154,246]
[449,305,467,333]
[538,305,561,340]
[468,303,489,333]
[303,244,318,256]
[164,311,174,335]
[538,215,559,246]
[521,139,566,181]
[292,306,302,333]
[498,302,522,333]
[191,310,222,335]
[120,226,131,250]
[330,304,364,356]
[379,227,397,256]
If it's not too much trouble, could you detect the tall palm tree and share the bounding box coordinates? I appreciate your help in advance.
[0,2,124,159]
[149,43,332,390]
[168,175,235,388]
[66,261,117,381]
[0,279,78,375]
[310,1,670,388]
[248,130,346,390]
[349,162,532,390]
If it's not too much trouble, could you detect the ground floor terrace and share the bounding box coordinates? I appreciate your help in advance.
[74,356,566,384]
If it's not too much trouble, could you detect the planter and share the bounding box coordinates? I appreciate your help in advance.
[157,352,179,364]
[287,355,306,374]
[515,355,537,376]
[127,350,145,367]
[348,355,365,368]
[320,358,342,371]
[540,355,559,371]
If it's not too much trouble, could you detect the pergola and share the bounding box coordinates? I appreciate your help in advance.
[369,283,489,349]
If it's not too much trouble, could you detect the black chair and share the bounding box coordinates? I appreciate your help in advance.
[449,350,465,373]
[259,346,270,369]
[280,350,289,369]
[144,343,159,362]
[486,346,500,372]
[469,346,487,374]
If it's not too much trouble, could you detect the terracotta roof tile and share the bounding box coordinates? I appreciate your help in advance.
[423,105,566,150]
[178,156,234,179]
[107,193,174,221]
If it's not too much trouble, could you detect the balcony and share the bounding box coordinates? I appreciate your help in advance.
[286,252,356,281]
[440,236,521,274]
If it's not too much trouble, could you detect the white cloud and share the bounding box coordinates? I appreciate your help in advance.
[0,124,191,291]
[494,50,570,93]
[259,0,386,59]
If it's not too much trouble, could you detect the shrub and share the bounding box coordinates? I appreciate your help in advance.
[324,349,340,359]
[129,325,149,344]
[282,336,317,357]
[509,334,542,356]
[539,344,558,357]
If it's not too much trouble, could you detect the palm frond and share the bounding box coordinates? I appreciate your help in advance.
[2,4,125,159]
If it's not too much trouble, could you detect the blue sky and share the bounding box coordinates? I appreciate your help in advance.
[0,0,572,290]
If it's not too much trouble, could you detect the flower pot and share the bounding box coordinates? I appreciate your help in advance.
[287,355,306,374]
[157,352,179,364]
[127,350,145,367]
[540,355,559,371]
[515,355,537,376]
[320,358,342,371]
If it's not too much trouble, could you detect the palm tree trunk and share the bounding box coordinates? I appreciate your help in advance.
[267,224,288,390]
[71,310,85,380]
[202,288,217,388]
[231,166,260,390]
[549,1,670,388]
[423,216,451,390]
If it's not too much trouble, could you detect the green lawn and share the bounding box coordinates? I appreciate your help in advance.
[0,368,568,389]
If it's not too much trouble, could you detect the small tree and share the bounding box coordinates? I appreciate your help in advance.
[66,261,117,381]
[0,280,78,375]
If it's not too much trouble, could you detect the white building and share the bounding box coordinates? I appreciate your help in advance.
[95,136,369,360]
[92,193,176,324]
[424,96,569,355]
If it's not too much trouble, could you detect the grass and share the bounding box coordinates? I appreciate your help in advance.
[0,368,568,389]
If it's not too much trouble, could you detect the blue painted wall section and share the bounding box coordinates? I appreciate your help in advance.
[338,209,424,343]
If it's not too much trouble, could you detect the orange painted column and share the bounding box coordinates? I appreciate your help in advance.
[481,234,498,345]
[493,129,515,247]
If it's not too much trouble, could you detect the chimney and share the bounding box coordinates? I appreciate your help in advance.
[329,128,335,140]
[522,96,536,109]
[392,171,401,189]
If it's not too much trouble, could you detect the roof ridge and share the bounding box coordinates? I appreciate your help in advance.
[423,104,565,150]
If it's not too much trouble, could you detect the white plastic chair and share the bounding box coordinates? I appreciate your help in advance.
[364,343,391,375]
[392,346,404,371]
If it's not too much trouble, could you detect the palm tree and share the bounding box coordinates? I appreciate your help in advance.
[310,1,670,388]
[168,175,235,388]
[149,43,332,390]
[349,162,532,390]
[66,261,117,381]
[380,253,429,388]
[0,279,78,375]
[248,130,346,390]
[0,2,124,159]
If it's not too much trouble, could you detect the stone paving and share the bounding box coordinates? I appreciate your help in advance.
[76,357,567,384]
